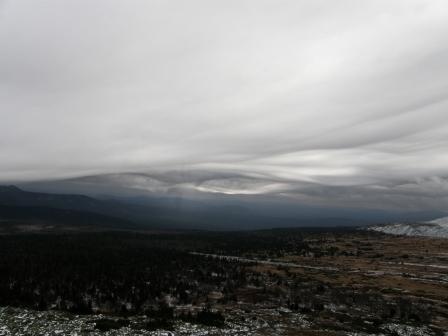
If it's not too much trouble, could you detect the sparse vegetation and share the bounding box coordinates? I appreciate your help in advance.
[0,229,447,335]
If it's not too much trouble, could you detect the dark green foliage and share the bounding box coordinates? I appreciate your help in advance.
[0,232,248,314]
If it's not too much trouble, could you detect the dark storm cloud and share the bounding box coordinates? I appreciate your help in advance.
[1,0,448,210]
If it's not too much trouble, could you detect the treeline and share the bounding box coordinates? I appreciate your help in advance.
[0,233,247,315]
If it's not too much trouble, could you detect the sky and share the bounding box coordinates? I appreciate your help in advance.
[1,0,448,211]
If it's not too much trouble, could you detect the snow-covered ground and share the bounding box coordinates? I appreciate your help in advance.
[367,216,448,238]
[1,306,440,336]
[0,306,310,336]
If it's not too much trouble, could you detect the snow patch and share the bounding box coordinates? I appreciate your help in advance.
[367,216,448,238]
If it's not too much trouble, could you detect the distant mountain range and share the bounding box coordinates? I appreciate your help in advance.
[0,186,143,233]
[367,217,448,238]
[0,185,368,232]
[1,185,446,232]
[0,185,152,219]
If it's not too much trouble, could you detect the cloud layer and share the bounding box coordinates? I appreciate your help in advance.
[2,1,448,210]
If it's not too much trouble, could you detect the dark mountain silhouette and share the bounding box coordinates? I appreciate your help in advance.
[2,185,428,231]
[0,185,162,225]
[0,204,137,233]
[0,186,154,232]
[0,185,136,214]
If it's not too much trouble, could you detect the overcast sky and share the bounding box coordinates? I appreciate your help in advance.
[1,1,448,210]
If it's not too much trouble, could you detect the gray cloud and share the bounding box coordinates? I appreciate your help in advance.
[1,0,448,210]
